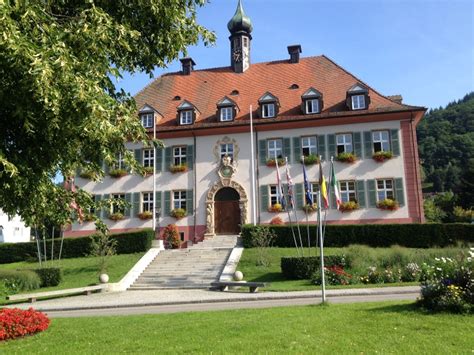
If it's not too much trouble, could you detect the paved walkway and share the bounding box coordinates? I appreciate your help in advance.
[9,286,420,312]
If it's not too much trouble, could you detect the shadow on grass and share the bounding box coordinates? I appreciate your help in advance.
[246,272,287,282]
[63,266,97,275]
[364,302,423,315]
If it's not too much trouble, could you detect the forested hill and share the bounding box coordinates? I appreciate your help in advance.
[417,92,474,207]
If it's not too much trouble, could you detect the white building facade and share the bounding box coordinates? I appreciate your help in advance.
[0,209,31,243]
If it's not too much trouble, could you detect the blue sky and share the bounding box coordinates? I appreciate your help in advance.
[116,0,473,109]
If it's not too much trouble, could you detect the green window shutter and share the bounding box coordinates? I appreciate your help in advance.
[293,137,301,164]
[363,131,373,159]
[103,193,110,218]
[164,191,171,216]
[155,191,162,215]
[391,129,400,156]
[327,134,336,160]
[156,148,163,172]
[367,180,377,208]
[186,145,194,170]
[295,183,304,209]
[102,160,109,175]
[283,138,291,160]
[356,180,366,208]
[353,132,362,158]
[164,147,172,170]
[124,193,132,217]
[186,190,194,216]
[258,140,267,165]
[317,135,326,161]
[394,178,405,206]
[132,192,140,216]
[260,185,269,212]
[94,195,102,218]
[134,149,142,166]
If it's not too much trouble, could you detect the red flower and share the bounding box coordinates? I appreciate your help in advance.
[0,308,50,341]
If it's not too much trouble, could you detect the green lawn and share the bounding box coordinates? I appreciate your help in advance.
[1,302,472,353]
[238,246,465,291]
[0,253,144,303]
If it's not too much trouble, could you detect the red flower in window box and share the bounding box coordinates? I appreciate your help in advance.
[170,208,186,219]
[143,166,154,176]
[268,203,283,212]
[376,198,399,211]
[138,211,153,220]
[169,164,188,173]
[109,212,124,221]
[339,201,359,212]
[109,168,127,178]
[336,152,357,163]
[266,158,286,167]
[372,151,393,162]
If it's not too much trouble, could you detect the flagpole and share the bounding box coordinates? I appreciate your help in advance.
[250,105,257,225]
[302,156,310,256]
[152,115,157,237]
[318,190,326,303]
[284,157,301,257]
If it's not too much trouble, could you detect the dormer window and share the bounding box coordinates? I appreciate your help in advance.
[177,100,198,126]
[346,83,370,111]
[258,92,279,118]
[301,87,323,115]
[140,113,154,128]
[216,96,238,122]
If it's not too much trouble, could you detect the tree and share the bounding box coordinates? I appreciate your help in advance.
[0,1,215,228]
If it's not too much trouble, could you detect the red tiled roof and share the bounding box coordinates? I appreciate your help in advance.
[135,55,424,131]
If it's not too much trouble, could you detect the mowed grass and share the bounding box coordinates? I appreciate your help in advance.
[0,253,144,302]
[238,246,466,291]
[1,302,473,353]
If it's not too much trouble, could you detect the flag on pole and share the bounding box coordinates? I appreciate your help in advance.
[302,158,313,205]
[275,159,286,209]
[331,160,342,210]
[285,158,294,209]
[319,161,329,209]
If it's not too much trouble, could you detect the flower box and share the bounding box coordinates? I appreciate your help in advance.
[143,166,154,175]
[84,213,95,222]
[266,158,286,167]
[372,151,393,162]
[376,198,399,211]
[169,164,188,173]
[339,201,359,212]
[268,203,283,213]
[336,152,357,163]
[302,203,318,213]
[79,170,96,179]
[109,212,124,221]
[301,154,320,165]
[170,208,186,219]
[109,169,127,178]
[138,211,153,220]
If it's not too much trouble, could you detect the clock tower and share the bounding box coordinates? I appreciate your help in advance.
[227,0,253,73]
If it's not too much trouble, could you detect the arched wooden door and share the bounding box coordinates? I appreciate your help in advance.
[214,187,241,234]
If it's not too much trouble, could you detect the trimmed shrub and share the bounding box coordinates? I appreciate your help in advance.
[0,308,50,340]
[241,223,474,249]
[281,255,348,280]
[0,270,41,294]
[0,229,154,264]
[33,268,62,287]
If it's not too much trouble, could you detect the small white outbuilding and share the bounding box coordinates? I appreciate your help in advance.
[0,209,31,243]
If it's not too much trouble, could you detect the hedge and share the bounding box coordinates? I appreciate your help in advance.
[241,223,474,248]
[281,255,348,280]
[0,270,41,292]
[33,268,62,287]
[0,229,154,264]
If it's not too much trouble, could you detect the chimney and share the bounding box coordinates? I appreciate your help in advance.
[180,57,196,75]
[287,45,302,63]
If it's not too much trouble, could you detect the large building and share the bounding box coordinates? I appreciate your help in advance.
[68,1,425,243]
[0,209,31,243]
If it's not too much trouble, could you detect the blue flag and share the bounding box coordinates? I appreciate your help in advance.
[303,162,313,205]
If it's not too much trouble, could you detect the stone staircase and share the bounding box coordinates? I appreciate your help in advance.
[129,235,239,290]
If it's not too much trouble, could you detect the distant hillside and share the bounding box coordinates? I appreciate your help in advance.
[417,92,474,207]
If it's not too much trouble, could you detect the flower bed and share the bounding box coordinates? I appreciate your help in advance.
[376,198,399,211]
[300,154,320,165]
[312,265,352,286]
[169,164,188,173]
[268,203,283,213]
[170,208,186,219]
[339,201,359,212]
[138,211,153,220]
[109,212,124,221]
[109,169,127,178]
[302,203,317,213]
[266,158,286,167]
[336,152,357,163]
[0,308,50,341]
[372,151,393,162]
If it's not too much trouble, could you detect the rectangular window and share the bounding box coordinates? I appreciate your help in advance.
[220,143,234,160]
[142,192,154,212]
[376,179,394,201]
[243,37,248,47]
[262,103,276,118]
[114,153,125,170]
[336,133,353,154]
[309,183,319,204]
[351,95,366,110]
[173,146,187,166]
[220,107,233,121]
[340,181,356,203]
[143,149,154,168]
[269,185,279,206]
[173,191,187,210]
[140,113,154,128]
[372,130,390,153]
[301,136,317,156]
[180,110,193,125]
[112,193,125,214]
[267,139,283,159]
[305,99,320,114]
[179,232,185,242]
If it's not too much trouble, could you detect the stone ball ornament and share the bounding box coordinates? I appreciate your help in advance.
[99,273,109,284]
[233,271,244,281]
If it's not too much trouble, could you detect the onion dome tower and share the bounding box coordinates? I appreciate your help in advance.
[228,0,253,73]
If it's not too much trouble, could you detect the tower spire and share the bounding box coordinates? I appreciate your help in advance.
[228,0,252,73]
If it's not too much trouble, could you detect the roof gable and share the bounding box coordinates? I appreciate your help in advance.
[302,87,322,98]
[258,92,279,103]
[347,83,368,94]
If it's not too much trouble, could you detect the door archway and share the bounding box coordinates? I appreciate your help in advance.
[214,187,240,234]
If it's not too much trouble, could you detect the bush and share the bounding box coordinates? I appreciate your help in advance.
[249,226,275,267]
[162,224,180,249]
[0,308,50,340]
[33,268,62,287]
[270,216,284,225]
[281,255,348,280]
[0,229,154,264]
[0,270,41,294]
[312,265,352,285]
[241,224,474,248]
